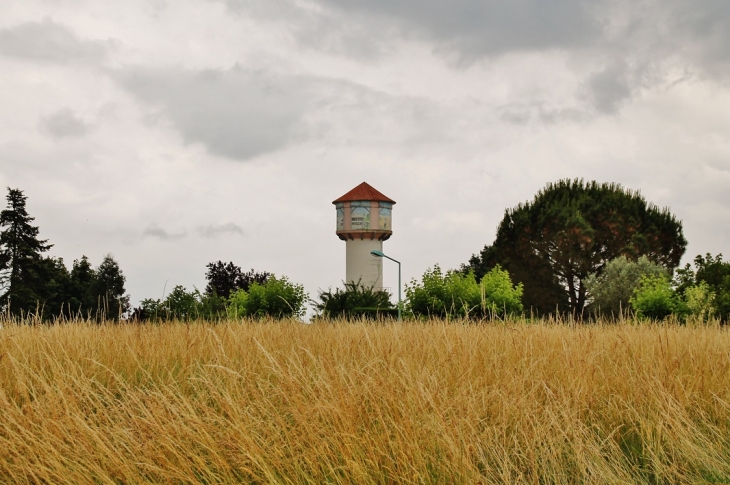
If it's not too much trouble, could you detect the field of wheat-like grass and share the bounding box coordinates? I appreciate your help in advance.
[1,319,730,484]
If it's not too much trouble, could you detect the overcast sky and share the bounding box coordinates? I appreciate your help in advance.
[1,0,729,306]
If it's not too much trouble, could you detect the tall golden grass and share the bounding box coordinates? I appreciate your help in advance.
[1,318,730,484]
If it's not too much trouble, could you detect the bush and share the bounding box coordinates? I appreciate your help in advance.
[315,281,394,319]
[405,264,522,319]
[630,275,684,321]
[683,282,716,322]
[479,265,524,317]
[405,265,479,319]
[131,286,226,322]
[584,256,669,319]
[228,276,307,319]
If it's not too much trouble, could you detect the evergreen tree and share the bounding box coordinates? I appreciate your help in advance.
[0,188,52,316]
[92,254,130,319]
[36,256,73,320]
[68,256,97,316]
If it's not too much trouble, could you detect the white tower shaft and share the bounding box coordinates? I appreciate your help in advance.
[346,239,383,290]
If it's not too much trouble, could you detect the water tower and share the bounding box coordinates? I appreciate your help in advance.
[333,182,395,290]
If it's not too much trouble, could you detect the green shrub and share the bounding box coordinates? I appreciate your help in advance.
[405,265,478,318]
[479,265,524,317]
[630,275,684,321]
[683,282,716,322]
[405,264,522,319]
[315,281,394,319]
[227,276,307,319]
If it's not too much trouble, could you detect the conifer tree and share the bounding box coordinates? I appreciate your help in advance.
[0,188,52,315]
[92,254,130,319]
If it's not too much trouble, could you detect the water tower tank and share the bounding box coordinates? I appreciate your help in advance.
[333,182,396,290]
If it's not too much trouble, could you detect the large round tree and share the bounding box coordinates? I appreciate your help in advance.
[466,179,687,318]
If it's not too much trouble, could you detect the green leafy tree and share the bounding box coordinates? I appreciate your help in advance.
[405,265,479,319]
[630,275,684,321]
[683,282,715,322]
[131,298,165,322]
[315,280,394,319]
[465,179,686,318]
[0,188,53,316]
[228,276,307,319]
[584,255,669,318]
[161,285,203,320]
[479,265,524,317]
[675,254,730,323]
[205,261,270,299]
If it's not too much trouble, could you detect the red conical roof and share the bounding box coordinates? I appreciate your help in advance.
[332,182,396,204]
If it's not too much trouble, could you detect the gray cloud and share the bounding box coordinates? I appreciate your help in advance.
[500,106,532,125]
[314,0,601,61]
[39,109,92,138]
[142,224,187,241]
[114,66,312,160]
[669,0,730,77]
[584,62,633,114]
[225,0,602,62]
[0,18,111,64]
[221,0,730,117]
[197,223,244,239]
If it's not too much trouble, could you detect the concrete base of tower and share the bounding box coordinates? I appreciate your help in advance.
[346,239,384,290]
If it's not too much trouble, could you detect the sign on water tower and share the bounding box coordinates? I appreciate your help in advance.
[333,182,396,290]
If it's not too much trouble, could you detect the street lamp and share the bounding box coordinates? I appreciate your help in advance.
[370,250,401,321]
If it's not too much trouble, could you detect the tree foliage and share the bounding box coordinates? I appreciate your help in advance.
[584,255,669,318]
[227,276,307,319]
[683,282,715,322]
[465,179,686,318]
[132,285,226,322]
[205,261,270,299]
[675,253,730,323]
[405,264,523,319]
[630,275,684,321]
[91,254,130,319]
[0,188,52,315]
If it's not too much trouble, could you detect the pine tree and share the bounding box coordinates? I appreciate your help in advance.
[0,188,52,316]
[92,254,130,320]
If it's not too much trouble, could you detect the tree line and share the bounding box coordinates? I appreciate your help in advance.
[2,181,728,323]
[0,189,128,320]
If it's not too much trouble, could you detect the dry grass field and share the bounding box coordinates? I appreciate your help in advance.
[1,318,730,484]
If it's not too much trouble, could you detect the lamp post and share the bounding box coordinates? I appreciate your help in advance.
[370,250,401,321]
